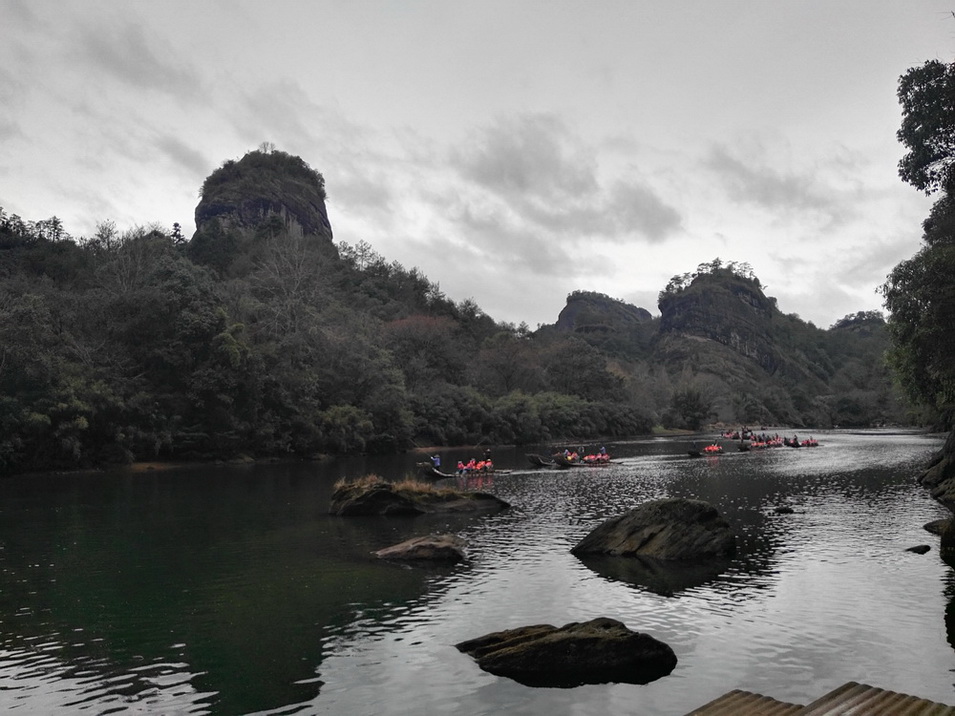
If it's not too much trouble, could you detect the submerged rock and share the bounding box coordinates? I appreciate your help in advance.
[455,617,676,688]
[571,497,735,560]
[906,544,931,555]
[329,480,509,517]
[374,534,467,563]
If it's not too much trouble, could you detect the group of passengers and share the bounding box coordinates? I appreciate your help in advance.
[457,457,494,474]
[561,446,609,463]
[430,451,495,474]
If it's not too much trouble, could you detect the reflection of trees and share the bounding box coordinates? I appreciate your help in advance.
[0,466,432,715]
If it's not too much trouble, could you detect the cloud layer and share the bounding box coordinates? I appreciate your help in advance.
[0,1,945,328]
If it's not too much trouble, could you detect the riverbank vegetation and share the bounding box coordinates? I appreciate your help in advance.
[882,58,955,432]
[0,149,906,476]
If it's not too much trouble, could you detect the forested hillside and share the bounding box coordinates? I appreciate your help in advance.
[0,149,905,475]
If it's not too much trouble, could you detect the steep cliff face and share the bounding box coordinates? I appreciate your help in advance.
[657,270,780,373]
[193,150,332,244]
[556,291,652,334]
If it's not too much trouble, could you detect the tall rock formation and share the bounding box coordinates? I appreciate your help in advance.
[657,267,781,374]
[555,290,652,334]
[188,149,335,272]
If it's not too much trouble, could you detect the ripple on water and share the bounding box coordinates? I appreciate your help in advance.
[0,431,949,715]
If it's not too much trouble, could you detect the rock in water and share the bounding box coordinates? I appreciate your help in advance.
[374,534,467,563]
[455,617,676,687]
[571,497,735,559]
[329,482,424,516]
[329,480,509,516]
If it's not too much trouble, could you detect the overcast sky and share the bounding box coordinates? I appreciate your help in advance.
[2,1,952,328]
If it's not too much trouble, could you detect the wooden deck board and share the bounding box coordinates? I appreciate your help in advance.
[686,682,955,716]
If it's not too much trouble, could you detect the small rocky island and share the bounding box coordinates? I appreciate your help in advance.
[329,475,509,516]
[456,617,677,688]
[571,497,736,559]
[374,534,469,563]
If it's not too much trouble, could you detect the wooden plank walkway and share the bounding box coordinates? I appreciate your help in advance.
[686,681,955,715]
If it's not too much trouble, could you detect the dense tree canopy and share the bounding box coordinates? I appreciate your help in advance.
[0,148,907,475]
[882,58,955,428]
[896,59,955,195]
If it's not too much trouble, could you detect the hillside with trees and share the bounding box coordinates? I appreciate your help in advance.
[0,148,907,475]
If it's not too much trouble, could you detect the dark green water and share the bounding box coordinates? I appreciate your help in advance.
[0,430,952,715]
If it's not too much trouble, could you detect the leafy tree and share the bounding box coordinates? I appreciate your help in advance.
[896,59,955,195]
[542,337,621,400]
[666,386,714,431]
[382,315,467,391]
[473,331,544,396]
[882,58,955,427]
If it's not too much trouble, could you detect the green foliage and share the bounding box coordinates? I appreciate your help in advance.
[200,149,326,203]
[881,58,955,429]
[658,257,760,304]
[896,59,955,195]
[830,310,885,331]
[0,146,910,473]
[665,386,714,431]
[882,243,955,425]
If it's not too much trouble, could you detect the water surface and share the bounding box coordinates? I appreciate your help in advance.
[0,430,951,715]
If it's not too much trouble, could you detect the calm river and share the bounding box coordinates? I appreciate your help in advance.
[0,430,952,715]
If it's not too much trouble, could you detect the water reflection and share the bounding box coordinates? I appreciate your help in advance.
[0,430,952,715]
[575,554,734,597]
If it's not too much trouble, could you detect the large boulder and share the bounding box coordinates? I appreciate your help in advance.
[329,480,509,517]
[571,498,735,559]
[374,534,467,563]
[330,482,424,516]
[455,617,676,687]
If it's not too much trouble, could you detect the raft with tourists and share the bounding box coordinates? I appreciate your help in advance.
[553,449,612,469]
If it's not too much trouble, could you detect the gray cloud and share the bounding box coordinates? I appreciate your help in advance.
[454,113,599,201]
[236,80,318,150]
[330,171,394,214]
[450,114,681,243]
[706,144,841,219]
[604,180,682,241]
[448,196,575,275]
[76,22,201,98]
[0,117,20,142]
[154,134,209,177]
[6,0,39,30]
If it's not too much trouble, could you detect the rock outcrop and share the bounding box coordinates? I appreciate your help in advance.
[555,290,652,334]
[374,533,467,563]
[658,268,780,374]
[329,480,509,517]
[455,617,677,687]
[919,431,955,561]
[571,498,736,559]
[194,149,333,242]
[187,149,336,274]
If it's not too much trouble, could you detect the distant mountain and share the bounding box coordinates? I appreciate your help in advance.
[548,262,901,428]
[0,150,908,476]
